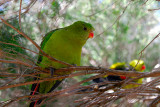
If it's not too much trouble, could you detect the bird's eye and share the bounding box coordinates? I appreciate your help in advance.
[83,27,87,31]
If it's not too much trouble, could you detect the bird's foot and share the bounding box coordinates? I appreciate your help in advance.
[72,64,77,66]
[49,67,56,77]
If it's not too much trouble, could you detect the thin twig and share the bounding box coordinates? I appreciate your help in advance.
[139,32,160,54]
[0,17,73,67]
[19,0,22,30]
[96,1,132,37]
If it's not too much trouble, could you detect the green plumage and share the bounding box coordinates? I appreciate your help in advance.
[29,21,94,106]
[38,21,94,93]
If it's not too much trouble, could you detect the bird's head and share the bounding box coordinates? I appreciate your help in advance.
[67,21,94,46]
[109,62,127,80]
[129,59,145,72]
[110,62,126,70]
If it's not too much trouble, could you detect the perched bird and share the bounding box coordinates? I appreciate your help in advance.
[29,21,94,107]
[129,60,145,72]
[92,60,145,89]
[123,59,145,89]
[93,62,127,84]
[106,62,127,81]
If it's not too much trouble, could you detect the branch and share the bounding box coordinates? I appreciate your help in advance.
[0,59,33,68]
[1,65,160,90]
[149,95,160,107]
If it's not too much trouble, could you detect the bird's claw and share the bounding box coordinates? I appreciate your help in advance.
[49,67,55,77]
[72,64,77,66]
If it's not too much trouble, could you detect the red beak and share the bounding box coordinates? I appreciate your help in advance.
[88,32,94,38]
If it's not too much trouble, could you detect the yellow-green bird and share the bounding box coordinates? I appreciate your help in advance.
[123,59,145,89]
[93,60,145,89]
[93,62,127,84]
[106,62,127,81]
[29,21,94,107]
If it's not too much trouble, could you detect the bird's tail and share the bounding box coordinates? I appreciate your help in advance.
[29,99,42,107]
[29,80,42,107]
[29,80,63,107]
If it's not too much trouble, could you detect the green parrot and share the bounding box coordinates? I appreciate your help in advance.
[29,21,94,107]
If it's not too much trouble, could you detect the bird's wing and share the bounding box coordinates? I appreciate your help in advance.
[37,29,59,64]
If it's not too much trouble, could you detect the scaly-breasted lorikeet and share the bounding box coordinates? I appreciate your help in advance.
[29,21,94,107]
